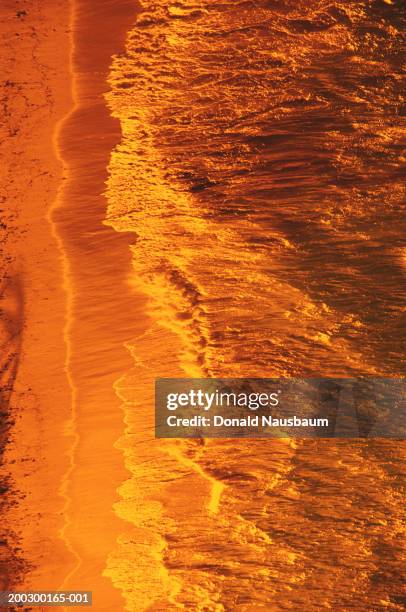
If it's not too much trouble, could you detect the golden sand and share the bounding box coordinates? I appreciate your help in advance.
[1,0,143,607]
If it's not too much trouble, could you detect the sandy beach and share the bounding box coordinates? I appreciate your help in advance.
[1,0,405,609]
[1,0,143,606]
[1,0,73,590]
[49,0,145,607]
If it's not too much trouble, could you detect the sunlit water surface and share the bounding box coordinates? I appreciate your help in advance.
[103,1,405,609]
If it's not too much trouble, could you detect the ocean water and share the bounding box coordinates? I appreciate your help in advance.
[103,1,405,609]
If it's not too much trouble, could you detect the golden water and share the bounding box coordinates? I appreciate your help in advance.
[102,0,404,608]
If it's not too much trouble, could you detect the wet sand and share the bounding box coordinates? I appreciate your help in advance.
[50,0,144,608]
[1,0,145,606]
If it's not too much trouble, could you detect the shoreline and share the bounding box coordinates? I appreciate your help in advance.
[50,0,144,607]
[2,1,405,610]
[1,0,145,604]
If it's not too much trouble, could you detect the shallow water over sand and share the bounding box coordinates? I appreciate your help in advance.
[102,1,406,609]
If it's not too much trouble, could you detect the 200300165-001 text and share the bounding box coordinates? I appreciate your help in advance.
[0,591,92,606]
